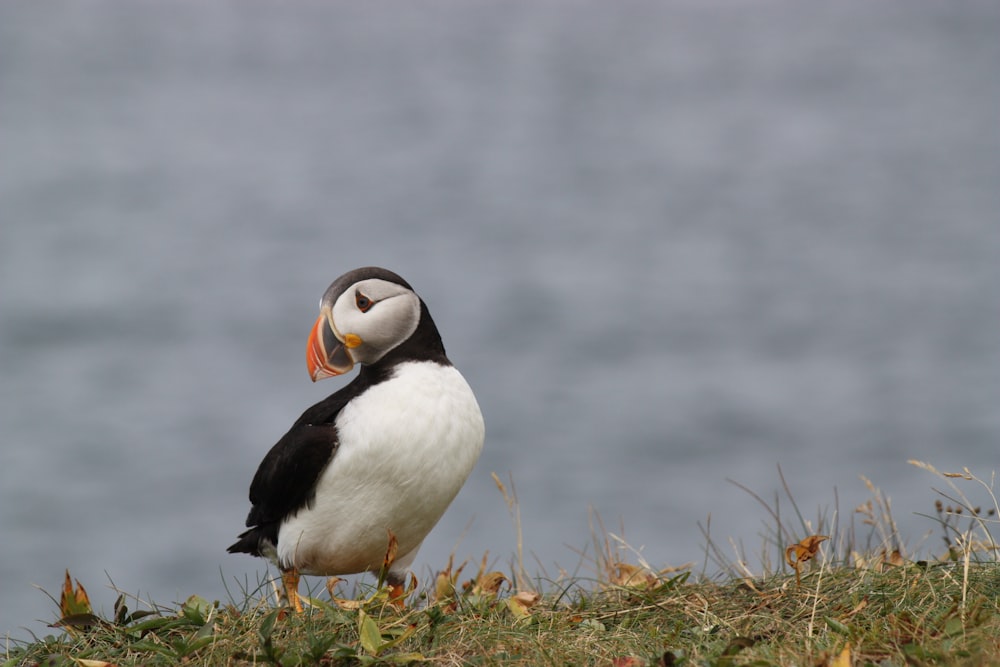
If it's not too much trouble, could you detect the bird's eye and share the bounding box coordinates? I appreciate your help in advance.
[356,292,373,312]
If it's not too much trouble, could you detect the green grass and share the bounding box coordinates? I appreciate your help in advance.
[6,462,999,666]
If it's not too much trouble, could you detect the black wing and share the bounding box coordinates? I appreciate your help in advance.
[225,423,338,556]
[227,373,378,557]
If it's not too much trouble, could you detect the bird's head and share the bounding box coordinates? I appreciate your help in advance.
[306,267,423,381]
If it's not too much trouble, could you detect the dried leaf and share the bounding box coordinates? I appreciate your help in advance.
[403,572,419,597]
[434,569,456,603]
[326,576,345,599]
[472,571,508,598]
[512,590,540,608]
[432,555,466,611]
[784,535,828,586]
[611,562,657,589]
[74,660,119,667]
[784,535,829,568]
[883,549,904,567]
[382,530,398,573]
[462,552,508,599]
[60,570,92,618]
[320,576,363,610]
[332,597,365,611]
[507,590,541,620]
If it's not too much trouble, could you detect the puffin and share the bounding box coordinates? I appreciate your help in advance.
[228,267,485,609]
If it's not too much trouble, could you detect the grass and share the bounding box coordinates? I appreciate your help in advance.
[5,461,999,666]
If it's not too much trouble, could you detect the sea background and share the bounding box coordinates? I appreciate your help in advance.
[2,0,998,640]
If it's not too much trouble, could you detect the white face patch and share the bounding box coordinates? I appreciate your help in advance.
[330,279,421,365]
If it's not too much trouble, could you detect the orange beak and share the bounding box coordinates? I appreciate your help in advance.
[306,311,355,381]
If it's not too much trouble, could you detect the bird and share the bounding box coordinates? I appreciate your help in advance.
[228,266,485,610]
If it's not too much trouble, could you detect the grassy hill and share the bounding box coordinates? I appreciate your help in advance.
[6,462,998,666]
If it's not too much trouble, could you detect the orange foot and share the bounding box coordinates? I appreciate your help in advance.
[280,568,304,613]
[386,572,416,609]
[387,580,406,608]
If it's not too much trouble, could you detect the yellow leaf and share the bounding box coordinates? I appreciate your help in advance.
[432,555,466,610]
[784,535,829,568]
[830,643,851,667]
[506,597,531,620]
[73,660,118,667]
[434,569,455,602]
[608,562,656,589]
[784,535,828,586]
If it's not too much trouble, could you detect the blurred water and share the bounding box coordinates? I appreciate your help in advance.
[2,0,999,640]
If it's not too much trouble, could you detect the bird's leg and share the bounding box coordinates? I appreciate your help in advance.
[386,571,412,609]
[280,567,304,613]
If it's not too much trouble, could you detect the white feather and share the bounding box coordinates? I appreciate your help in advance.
[276,361,485,577]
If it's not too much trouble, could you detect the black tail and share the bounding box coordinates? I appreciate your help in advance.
[227,528,265,556]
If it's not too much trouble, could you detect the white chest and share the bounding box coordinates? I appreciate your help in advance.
[277,362,485,576]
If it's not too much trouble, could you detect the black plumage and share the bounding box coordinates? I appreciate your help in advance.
[227,267,451,561]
